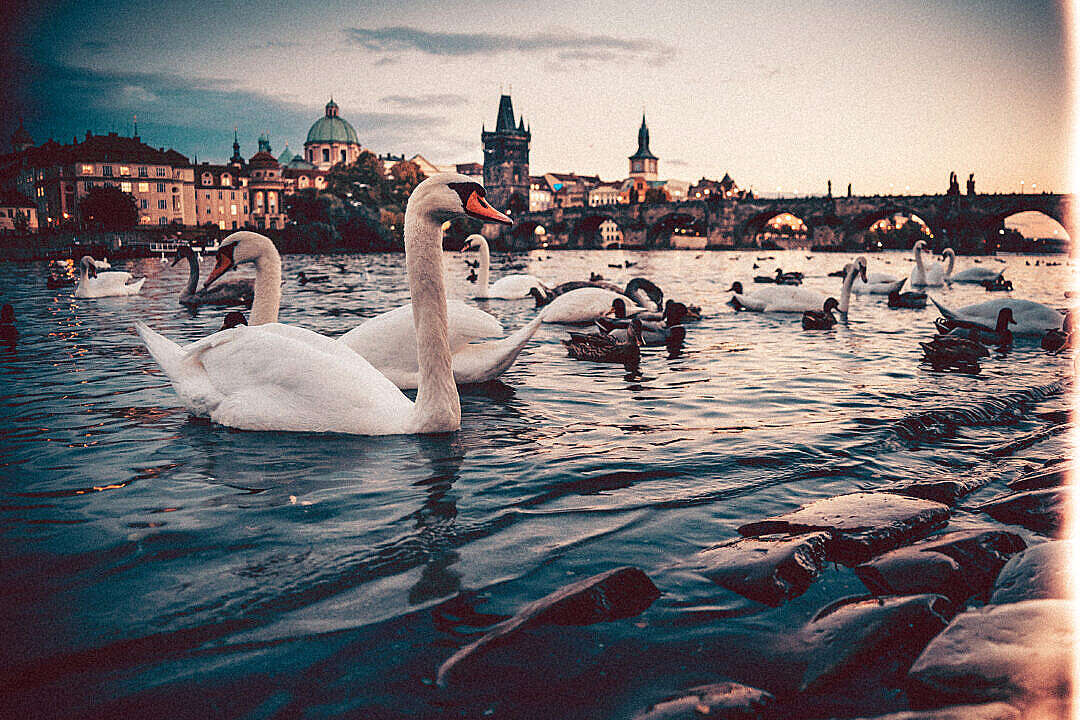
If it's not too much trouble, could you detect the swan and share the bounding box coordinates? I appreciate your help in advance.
[930,296,1064,337]
[730,261,864,313]
[852,257,903,294]
[949,252,1004,284]
[135,173,512,434]
[460,234,544,299]
[625,278,664,311]
[908,241,950,287]
[174,245,254,307]
[75,256,145,298]
[338,302,543,389]
[539,287,644,324]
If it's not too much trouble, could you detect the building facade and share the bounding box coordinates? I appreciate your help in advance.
[482,94,530,215]
[0,190,38,232]
[303,99,363,170]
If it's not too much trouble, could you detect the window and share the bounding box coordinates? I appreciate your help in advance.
[156,167,167,177]
[230,191,235,200]
[218,191,222,199]
[173,197,181,211]
[230,204,237,215]
[159,217,167,225]
[340,149,346,163]
[81,164,93,175]
[138,166,148,177]
[156,183,165,193]
[120,182,132,192]
[205,193,211,200]
[221,174,230,186]
[158,199,166,209]
[102,165,113,176]
[119,166,130,176]
[202,173,213,186]
[138,182,149,193]
[322,148,330,163]
[140,199,148,209]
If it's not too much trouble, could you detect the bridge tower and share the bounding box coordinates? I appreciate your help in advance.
[482,94,530,216]
[628,114,658,182]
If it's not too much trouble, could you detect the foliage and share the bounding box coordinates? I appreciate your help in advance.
[281,187,397,253]
[644,187,669,204]
[81,186,139,231]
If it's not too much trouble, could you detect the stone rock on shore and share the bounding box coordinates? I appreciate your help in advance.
[826,703,1020,719]
[797,593,953,693]
[908,599,1073,708]
[853,530,1025,603]
[632,682,776,720]
[1006,463,1069,492]
[683,532,829,606]
[888,476,989,506]
[989,540,1070,604]
[738,493,951,566]
[436,566,660,688]
[978,487,1067,536]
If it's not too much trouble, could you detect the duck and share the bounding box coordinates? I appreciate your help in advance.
[0,303,17,347]
[920,333,989,368]
[563,317,643,364]
[595,301,690,346]
[729,261,864,313]
[929,296,1065,336]
[466,268,478,283]
[297,271,329,285]
[220,311,248,331]
[460,233,545,299]
[136,173,512,434]
[950,257,1004,284]
[776,269,803,285]
[908,241,950,287]
[981,278,1013,292]
[940,307,1016,346]
[535,286,643,324]
[888,288,928,309]
[174,245,254,307]
[1042,315,1071,354]
[851,257,903,294]
[801,298,840,330]
[75,256,145,297]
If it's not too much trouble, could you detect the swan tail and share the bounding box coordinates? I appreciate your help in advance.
[929,296,957,319]
[136,322,186,377]
[127,277,146,293]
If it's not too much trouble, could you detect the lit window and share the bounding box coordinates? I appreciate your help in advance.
[81,164,93,175]
[221,174,230,186]
[138,182,149,193]
[120,182,132,192]
[120,166,130,176]
[231,204,237,215]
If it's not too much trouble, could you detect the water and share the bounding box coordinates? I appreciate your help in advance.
[0,249,1072,718]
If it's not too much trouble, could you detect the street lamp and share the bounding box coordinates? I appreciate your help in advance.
[1020,180,1024,194]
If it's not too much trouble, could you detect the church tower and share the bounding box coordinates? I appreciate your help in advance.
[482,94,530,215]
[628,114,658,181]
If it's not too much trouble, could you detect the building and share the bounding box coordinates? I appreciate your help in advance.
[193,162,249,230]
[303,99,363,170]
[455,162,483,180]
[663,179,690,202]
[482,94,530,215]
[542,173,600,208]
[628,114,658,182]
[246,135,287,229]
[588,180,626,207]
[690,174,743,200]
[0,190,38,232]
[0,129,195,228]
[599,218,622,247]
[529,175,552,212]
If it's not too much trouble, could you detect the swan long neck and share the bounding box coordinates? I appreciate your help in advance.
[249,242,282,326]
[839,266,857,314]
[183,252,199,296]
[943,251,955,278]
[406,206,459,432]
[914,244,926,273]
[476,236,491,297]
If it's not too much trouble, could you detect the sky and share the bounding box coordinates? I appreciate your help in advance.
[2,0,1072,199]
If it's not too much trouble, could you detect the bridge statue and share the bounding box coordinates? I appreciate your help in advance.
[947,171,960,196]
[967,173,975,196]
[827,180,832,197]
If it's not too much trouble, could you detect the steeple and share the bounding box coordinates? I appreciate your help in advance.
[628,112,658,182]
[257,132,272,154]
[630,113,657,160]
[495,94,516,133]
[325,97,339,118]
[230,127,243,165]
[11,118,33,152]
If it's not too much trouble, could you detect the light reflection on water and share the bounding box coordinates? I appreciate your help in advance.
[0,249,1072,718]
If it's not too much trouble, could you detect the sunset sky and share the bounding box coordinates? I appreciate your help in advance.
[4,0,1071,198]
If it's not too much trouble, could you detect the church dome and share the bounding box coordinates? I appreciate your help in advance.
[306,99,359,145]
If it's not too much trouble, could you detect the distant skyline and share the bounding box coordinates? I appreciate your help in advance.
[3,0,1071,197]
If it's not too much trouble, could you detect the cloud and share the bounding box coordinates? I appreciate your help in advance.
[344,26,672,63]
[81,41,110,52]
[665,158,692,168]
[379,93,469,109]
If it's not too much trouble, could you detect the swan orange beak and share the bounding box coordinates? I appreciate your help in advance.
[205,245,236,288]
[464,191,512,225]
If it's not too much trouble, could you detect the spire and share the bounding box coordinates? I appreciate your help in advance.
[132,114,138,140]
[325,97,339,118]
[629,112,657,160]
[231,126,243,165]
[495,94,516,132]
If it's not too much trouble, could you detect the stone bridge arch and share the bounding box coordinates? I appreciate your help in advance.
[646,211,705,247]
[738,208,812,247]
[571,212,624,248]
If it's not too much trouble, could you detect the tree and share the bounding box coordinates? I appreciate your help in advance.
[325,150,387,206]
[644,187,669,204]
[81,186,139,230]
[386,160,426,210]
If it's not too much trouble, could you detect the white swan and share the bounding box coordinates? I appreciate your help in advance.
[538,287,643,324]
[136,174,512,434]
[948,252,1004,284]
[338,302,543,389]
[460,233,544,299]
[852,257,903,295]
[75,256,145,298]
[731,261,864,313]
[930,296,1065,336]
[908,240,950,287]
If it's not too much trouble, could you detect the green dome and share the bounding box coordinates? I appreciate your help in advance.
[306,99,359,145]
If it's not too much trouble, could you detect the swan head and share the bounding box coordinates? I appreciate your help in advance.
[410,174,512,227]
[728,281,743,293]
[913,239,927,253]
[460,234,486,253]
[79,256,99,278]
[823,297,840,314]
[205,231,277,288]
[940,247,956,261]
[843,261,866,283]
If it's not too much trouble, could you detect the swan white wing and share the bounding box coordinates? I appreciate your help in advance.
[853,279,905,295]
[141,322,415,434]
[76,273,145,297]
[539,288,642,323]
[866,272,899,284]
[910,262,946,287]
[932,297,1064,335]
[338,300,502,371]
[739,286,827,313]
[487,274,544,299]
[950,267,1003,283]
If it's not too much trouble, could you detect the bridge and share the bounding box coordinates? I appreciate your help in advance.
[495,191,1073,252]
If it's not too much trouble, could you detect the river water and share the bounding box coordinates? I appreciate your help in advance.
[0,249,1072,718]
